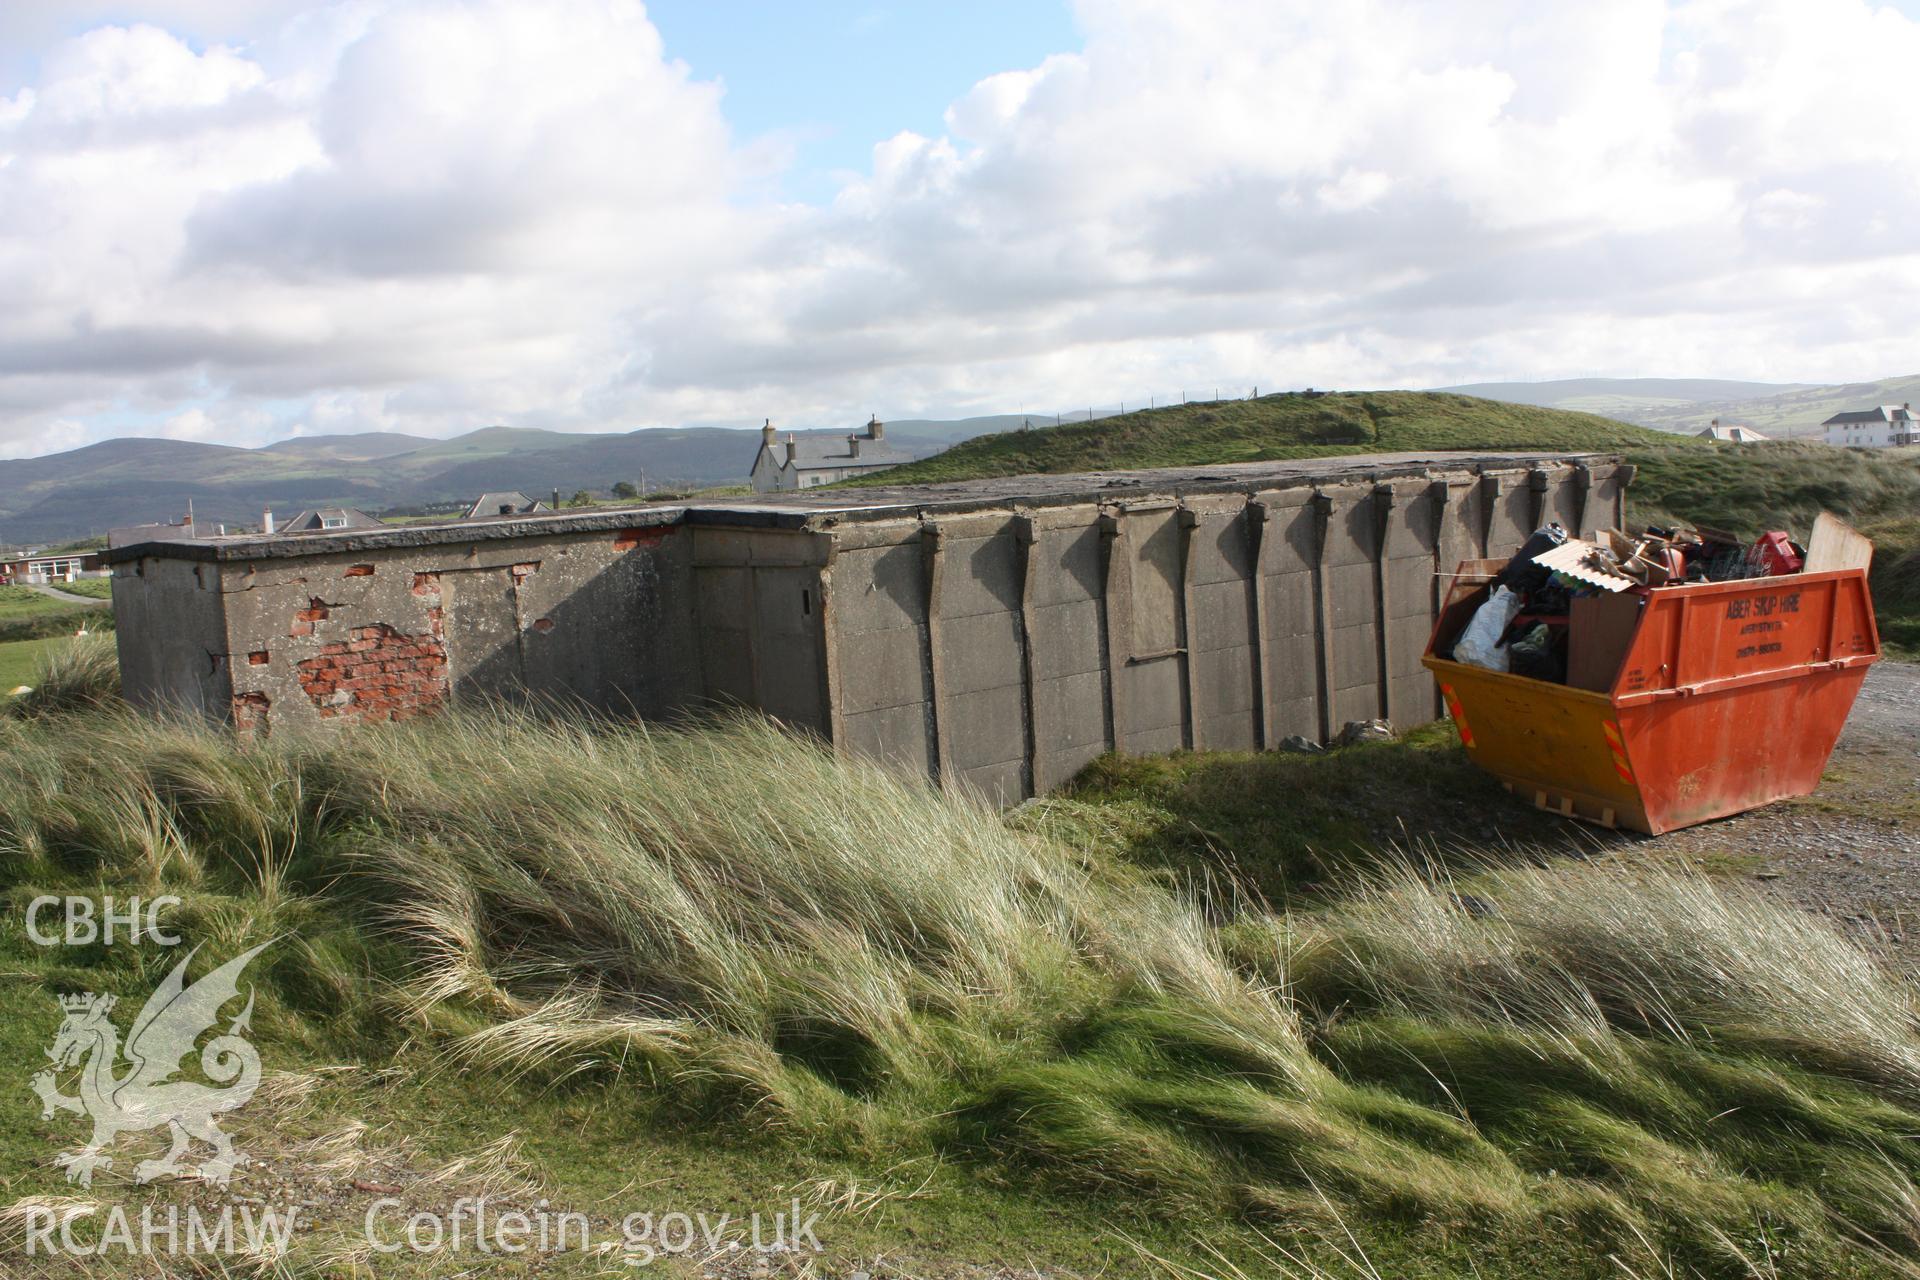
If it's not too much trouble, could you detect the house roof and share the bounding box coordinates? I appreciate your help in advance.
[774,436,914,472]
[1823,405,1916,425]
[108,520,208,549]
[281,507,382,532]
[464,491,550,519]
[1696,424,1768,442]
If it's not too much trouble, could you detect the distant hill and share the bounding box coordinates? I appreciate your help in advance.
[1613,375,1920,440]
[258,433,434,461]
[852,391,1674,487]
[1438,378,1804,406]
[1432,375,1920,441]
[0,414,1025,544]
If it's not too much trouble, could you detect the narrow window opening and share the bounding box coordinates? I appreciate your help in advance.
[801,589,811,616]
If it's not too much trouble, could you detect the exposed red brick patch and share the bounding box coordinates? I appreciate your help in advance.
[295,623,449,723]
[510,561,539,584]
[532,617,555,633]
[412,572,441,596]
[232,691,271,738]
[345,564,375,577]
[290,596,335,637]
[248,650,270,666]
[613,527,668,551]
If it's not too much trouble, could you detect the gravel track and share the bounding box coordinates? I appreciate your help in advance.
[1650,660,1920,961]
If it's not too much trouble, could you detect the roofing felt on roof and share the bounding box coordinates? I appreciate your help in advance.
[104,450,1619,564]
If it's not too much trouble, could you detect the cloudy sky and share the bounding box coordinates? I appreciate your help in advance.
[3,0,1918,457]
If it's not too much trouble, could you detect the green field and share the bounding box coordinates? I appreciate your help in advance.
[0,583,111,650]
[0,584,76,621]
[0,635,65,690]
[41,576,112,600]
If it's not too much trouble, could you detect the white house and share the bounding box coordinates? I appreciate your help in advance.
[748,418,912,492]
[1823,403,1919,448]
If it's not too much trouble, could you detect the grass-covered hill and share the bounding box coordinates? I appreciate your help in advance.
[7,640,1920,1277]
[851,389,1920,656]
[851,390,1669,484]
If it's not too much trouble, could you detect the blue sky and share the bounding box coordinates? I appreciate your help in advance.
[646,1,1080,201]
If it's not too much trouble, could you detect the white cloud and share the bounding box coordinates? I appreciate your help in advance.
[0,0,1917,457]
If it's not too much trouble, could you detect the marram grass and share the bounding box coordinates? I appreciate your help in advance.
[7,694,1920,1273]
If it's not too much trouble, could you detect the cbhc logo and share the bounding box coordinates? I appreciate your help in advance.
[25,896,182,947]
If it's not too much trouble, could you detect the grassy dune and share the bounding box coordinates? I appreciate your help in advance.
[4,646,1920,1275]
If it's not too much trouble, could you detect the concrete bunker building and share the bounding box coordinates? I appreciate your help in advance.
[107,452,1628,803]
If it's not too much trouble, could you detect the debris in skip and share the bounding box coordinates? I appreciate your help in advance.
[1423,513,1881,835]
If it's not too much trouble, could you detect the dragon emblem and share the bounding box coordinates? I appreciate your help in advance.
[31,942,270,1188]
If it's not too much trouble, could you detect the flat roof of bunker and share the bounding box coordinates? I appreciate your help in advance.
[104,450,1620,563]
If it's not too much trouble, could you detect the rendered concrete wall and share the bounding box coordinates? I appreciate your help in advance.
[690,526,833,732]
[111,557,231,719]
[107,453,1628,807]
[113,518,698,735]
[809,459,1628,804]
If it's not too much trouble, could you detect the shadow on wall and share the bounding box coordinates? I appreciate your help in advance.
[440,533,685,714]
